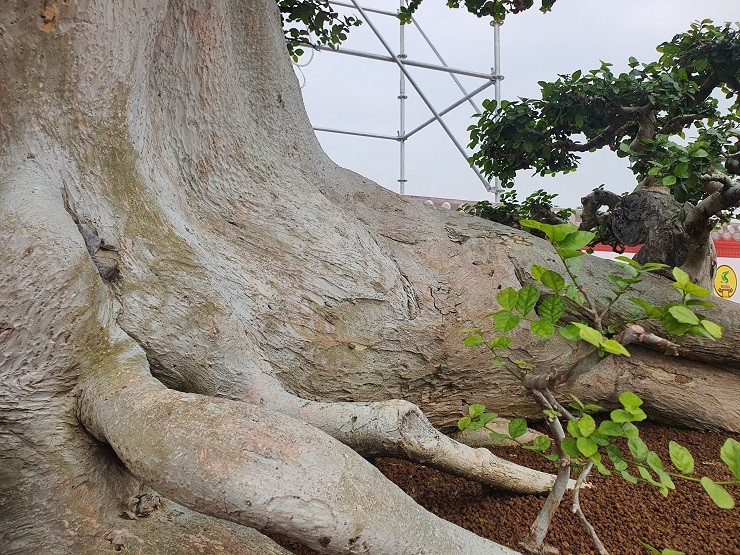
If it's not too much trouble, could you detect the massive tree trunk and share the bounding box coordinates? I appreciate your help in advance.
[1,1,738,554]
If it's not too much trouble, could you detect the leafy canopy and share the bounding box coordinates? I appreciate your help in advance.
[278,0,556,60]
[468,21,739,206]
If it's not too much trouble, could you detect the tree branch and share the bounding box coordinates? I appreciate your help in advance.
[580,188,623,231]
[618,324,680,356]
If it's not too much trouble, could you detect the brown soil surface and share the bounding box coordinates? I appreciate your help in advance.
[269,421,739,555]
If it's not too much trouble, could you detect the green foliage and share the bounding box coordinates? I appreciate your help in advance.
[457,190,574,233]
[279,0,555,60]
[277,0,361,61]
[468,21,739,213]
[640,543,685,555]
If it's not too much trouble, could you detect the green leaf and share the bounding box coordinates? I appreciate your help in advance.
[488,431,510,442]
[619,391,643,411]
[558,231,595,251]
[672,267,690,284]
[577,436,598,457]
[700,477,735,509]
[611,409,634,423]
[599,421,624,436]
[494,311,520,333]
[559,323,581,341]
[457,416,472,430]
[530,265,546,279]
[464,335,486,347]
[537,295,565,323]
[700,319,723,339]
[508,418,528,439]
[685,299,717,308]
[672,280,711,297]
[561,437,581,458]
[639,542,661,555]
[490,336,513,349]
[479,412,497,425]
[720,438,740,480]
[530,318,555,338]
[621,469,638,484]
[661,175,677,186]
[668,306,700,325]
[578,414,596,437]
[574,323,603,348]
[539,270,565,292]
[564,284,585,305]
[557,249,585,260]
[601,339,631,357]
[533,436,552,451]
[567,419,582,438]
[630,297,660,318]
[497,287,519,311]
[628,437,649,462]
[469,404,486,419]
[515,284,540,316]
[668,441,695,474]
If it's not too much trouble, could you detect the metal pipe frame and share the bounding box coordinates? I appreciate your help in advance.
[412,19,484,115]
[348,0,492,192]
[311,44,496,81]
[398,0,407,195]
[403,80,493,139]
[313,127,399,141]
[328,1,397,18]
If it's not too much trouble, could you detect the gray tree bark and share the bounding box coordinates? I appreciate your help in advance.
[1,1,738,554]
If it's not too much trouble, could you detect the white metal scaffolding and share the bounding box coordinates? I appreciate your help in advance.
[306,1,504,199]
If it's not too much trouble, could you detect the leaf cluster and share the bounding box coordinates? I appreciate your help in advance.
[468,21,739,209]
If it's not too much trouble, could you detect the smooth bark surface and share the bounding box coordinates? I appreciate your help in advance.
[1,1,739,553]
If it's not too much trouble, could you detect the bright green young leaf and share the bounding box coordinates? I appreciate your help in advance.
[620,423,640,438]
[516,284,540,316]
[700,477,735,509]
[574,323,603,348]
[669,441,695,474]
[497,287,519,311]
[578,414,596,437]
[556,248,585,260]
[686,299,717,308]
[673,280,712,297]
[508,418,528,439]
[720,438,740,480]
[530,265,547,279]
[567,419,582,438]
[494,311,520,333]
[601,339,631,357]
[490,336,513,349]
[530,318,555,338]
[464,335,486,347]
[558,231,595,250]
[672,267,690,284]
[469,404,486,419]
[539,269,565,292]
[611,409,634,423]
[700,319,723,339]
[577,436,598,457]
[619,391,643,410]
[615,255,641,268]
[457,416,472,430]
[668,305,700,325]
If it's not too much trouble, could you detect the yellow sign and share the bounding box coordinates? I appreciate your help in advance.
[714,265,737,299]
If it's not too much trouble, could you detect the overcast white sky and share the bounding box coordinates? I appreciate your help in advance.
[296,0,739,207]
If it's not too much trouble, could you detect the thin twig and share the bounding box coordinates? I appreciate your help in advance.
[542,388,576,421]
[572,461,609,555]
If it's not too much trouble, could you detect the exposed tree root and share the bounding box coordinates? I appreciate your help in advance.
[246,387,571,495]
[79,370,519,554]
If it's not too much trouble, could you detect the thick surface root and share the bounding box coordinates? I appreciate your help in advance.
[79,371,519,555]
[250,390,570,495]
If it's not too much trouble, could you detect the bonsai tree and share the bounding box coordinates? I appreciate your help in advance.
[1,2,738,554]
[469,21,740,286]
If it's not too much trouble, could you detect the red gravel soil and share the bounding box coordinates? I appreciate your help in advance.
[269,421,739,555]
